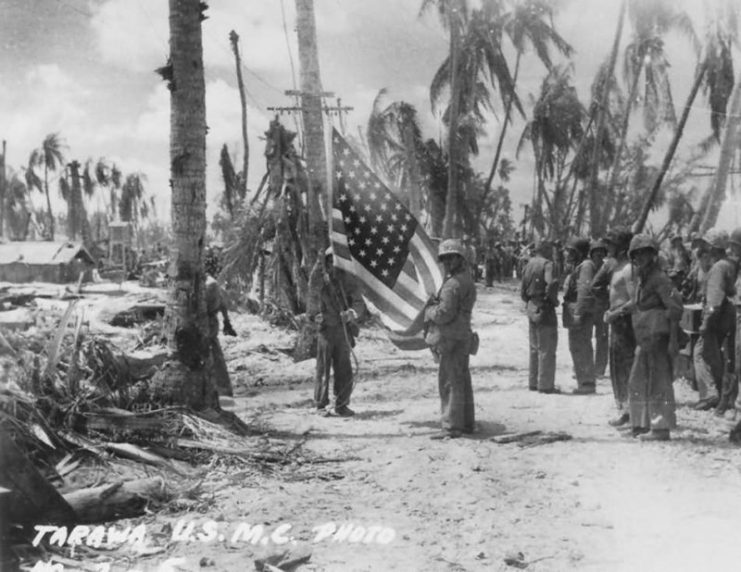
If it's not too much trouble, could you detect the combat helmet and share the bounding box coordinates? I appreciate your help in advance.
[565,237,590,258]
[702,228,729,251]
[729,227,741,248]
[628,234,659,257]
[437,238,467,260]
[589,239,607,254]
[604,228,633,253]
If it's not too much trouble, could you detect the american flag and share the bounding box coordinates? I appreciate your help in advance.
[329,128,443,350]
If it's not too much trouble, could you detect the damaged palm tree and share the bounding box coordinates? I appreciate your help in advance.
[149,0,219,410]
[220,118,316,359]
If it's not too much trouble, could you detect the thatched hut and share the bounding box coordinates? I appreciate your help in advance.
[0,242,95,284]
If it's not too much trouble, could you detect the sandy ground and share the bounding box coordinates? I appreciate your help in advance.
[29,281,741,572]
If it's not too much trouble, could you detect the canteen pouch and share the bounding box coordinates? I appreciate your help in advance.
[468,332,480,356]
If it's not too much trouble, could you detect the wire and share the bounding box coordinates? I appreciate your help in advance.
[279,0,304,141]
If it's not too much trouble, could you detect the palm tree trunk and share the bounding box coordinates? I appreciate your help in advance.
[698,77,741,233]
[229,30,249,201]
[484,51,521,197]
[44,165,54,240]
[442,5,463,239]
[294,0,327,361]
[152,0,218,410]
[633,61,707,233]
[401,124,423,219]
[601,57,643,234]
[586,0,626,236]
[0,141,6,239]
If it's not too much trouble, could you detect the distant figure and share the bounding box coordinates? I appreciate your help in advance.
[425,239,477,439]
[667,234,691,290]
[521,240,559,393]
[308,248,364,417]
[206,274,237,397]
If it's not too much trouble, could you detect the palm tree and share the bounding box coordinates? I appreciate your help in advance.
[366,90,426,219]
[5,170,31,240]
[94,158,122,220]
[601,0,699,233]
[29,133,66,240]
[150,0,218,410]
[421,0,470,238]
[61,160,92,249]
[484,0,573,196]
[219,144,238,217]
[518,65,586,239]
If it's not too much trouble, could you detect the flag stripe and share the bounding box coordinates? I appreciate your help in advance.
[333,254,418,327]
[329,128,443,351]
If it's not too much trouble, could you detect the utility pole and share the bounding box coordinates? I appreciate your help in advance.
[0,140,6,239]
[228,30,249,201]
[267,94,353,133]
[295,0,329,251]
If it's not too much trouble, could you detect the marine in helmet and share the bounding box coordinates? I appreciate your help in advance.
[520,239,560,393]
[693,229,736,413]
[424,238,477,439]
[562,237,597,394]
[623,233,683,441]
[308,246,365,417]
[598,228,635,426]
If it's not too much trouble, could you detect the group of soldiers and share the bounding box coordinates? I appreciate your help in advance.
[481,239,531,285]
[521,227,741,442]
[207,223,741,444]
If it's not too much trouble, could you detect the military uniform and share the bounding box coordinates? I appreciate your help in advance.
[425,239,477,436]
[590,241,609,377]
[628,252,682,438]
[595,230,635,421]
[563,238,597,393]
[308,257,365,415]
[521,247,559,392]
[694,230,736,409]
[206,275,235,397]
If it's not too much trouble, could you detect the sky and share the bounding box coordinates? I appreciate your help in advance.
[0,0,738,234]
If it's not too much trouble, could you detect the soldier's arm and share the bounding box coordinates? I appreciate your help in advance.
[590,260,612,295]
[704,264,726,312]
[306,259,324,317]
[520,265,529,302]
[425,280,459,325]
[574,262,595,318]
[656,274,683,322]
[544,261,559,305]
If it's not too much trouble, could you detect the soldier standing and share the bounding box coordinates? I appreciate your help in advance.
[308,248,365,417]
[562,237,597,394]
[521,240,559,393]
[598,229,635,426]
[425,239,477,439]
[694,229,736,412]
[624,234,683,441]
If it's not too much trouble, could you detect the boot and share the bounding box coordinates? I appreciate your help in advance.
[608,413,630,427]
[631,427,650,438]
[693,396,719,411]
[714,395,730,417]
[638,429,670,442]
[729,420,741,445]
